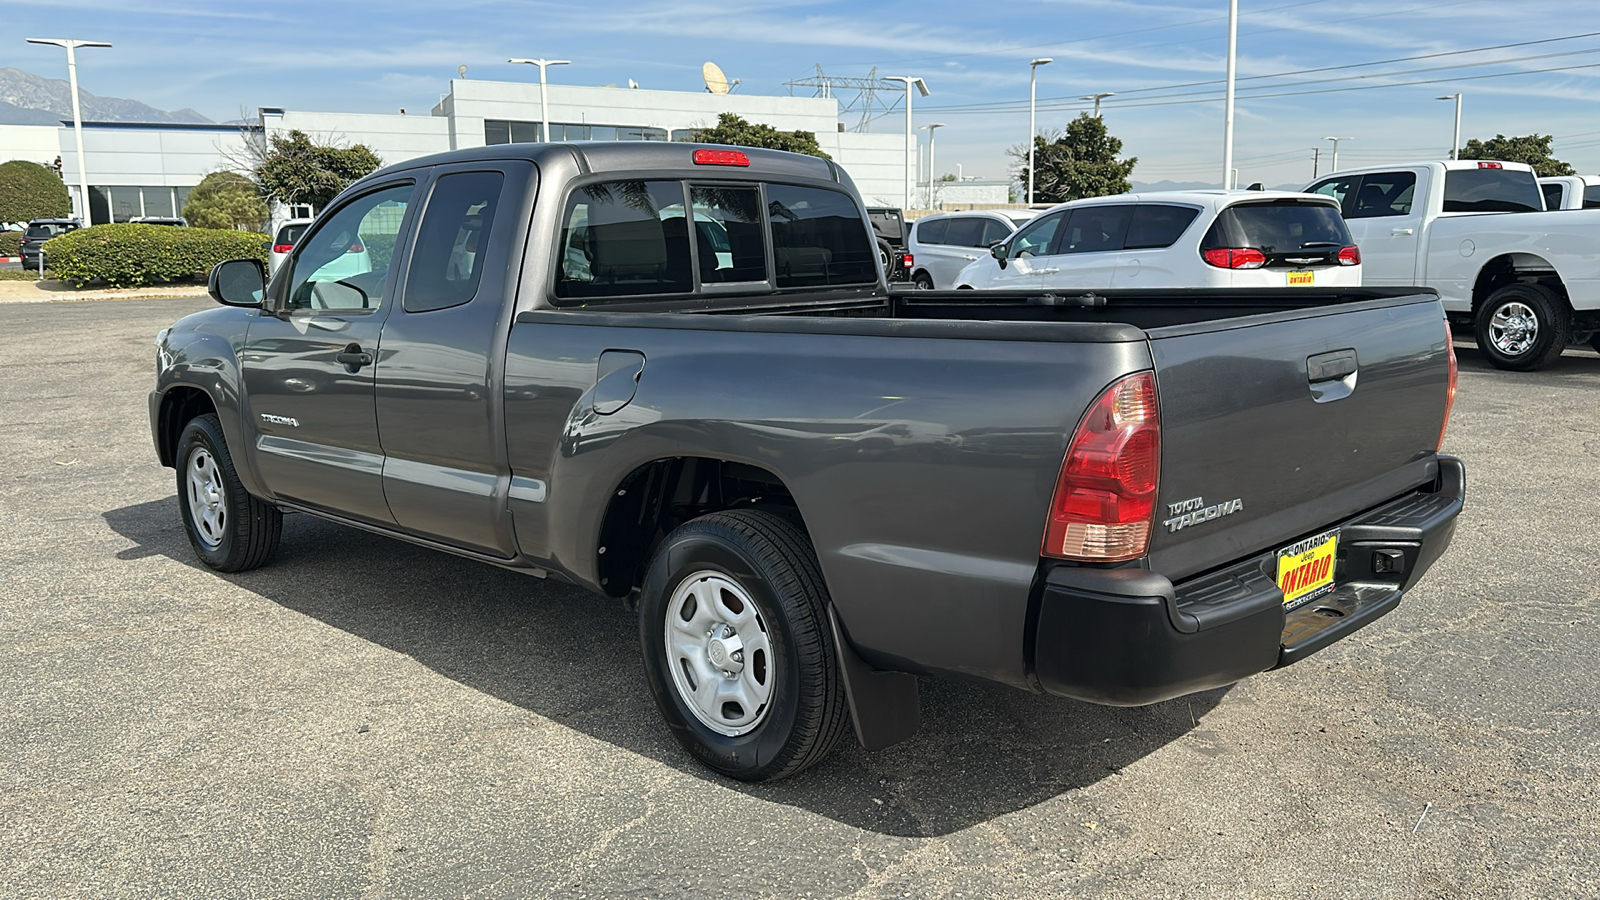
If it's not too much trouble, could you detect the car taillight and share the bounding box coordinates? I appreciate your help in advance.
[1477,161,1502,169]
[1202,247,1267,269]
[1438,319,1458,451]
[348,242,364,252]
[272,243,294,253]
[693,148,751,167]
[1043,371,1160,562]
[1337,245,1361,266]
[902,253,914,268]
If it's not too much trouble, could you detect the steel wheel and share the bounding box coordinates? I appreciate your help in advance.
[185,445,228,551]
[665,570,774,736]
[1487,300,1538,357]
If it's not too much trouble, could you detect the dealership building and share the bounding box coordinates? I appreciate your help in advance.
[0,76,924,224]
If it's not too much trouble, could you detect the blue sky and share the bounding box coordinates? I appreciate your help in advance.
[10,0,1600,189]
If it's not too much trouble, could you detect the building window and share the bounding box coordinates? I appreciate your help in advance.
[484,120,666,145]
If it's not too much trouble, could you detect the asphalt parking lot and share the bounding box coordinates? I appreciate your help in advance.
[2,297,1597,899]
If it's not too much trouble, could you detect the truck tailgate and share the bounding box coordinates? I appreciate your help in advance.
[1145,294,1450,582]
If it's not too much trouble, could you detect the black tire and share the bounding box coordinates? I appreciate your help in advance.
[912,271,935,290]
[877,239,893,273]
[1590,332,1600,354]
[176,413,282,572]
[1474,283,1570,371]
[639,509,848,782]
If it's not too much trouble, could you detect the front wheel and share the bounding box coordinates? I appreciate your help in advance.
[176,414,282,572]
[639,509,848,782]
[1474,283,1569,371]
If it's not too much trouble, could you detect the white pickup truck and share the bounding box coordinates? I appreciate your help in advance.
[1538,175,1600,211]
[1306,160,1600,369]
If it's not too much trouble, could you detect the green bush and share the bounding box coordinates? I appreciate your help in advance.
[0,230,19,257]
[43,224,268,288]
[0,160,72,224]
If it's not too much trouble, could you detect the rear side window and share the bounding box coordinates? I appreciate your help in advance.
[1584,186,1600,209]
[556,180,692,299]
[1443,167,1542,213]
[1348,171,1416,218]
[980,218,1015,246]
[1540,184,1562,210]
[690,186,766,283]
[945,217,985,247]
[1205,202,1351,251]
[767,184,875,288]
[916,217,950,244]
[1060,205,1132,253]
[1123,205,1200,249]
[404,171,505,312]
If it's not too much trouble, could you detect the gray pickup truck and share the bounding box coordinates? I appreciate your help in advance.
[152,142,1464,782]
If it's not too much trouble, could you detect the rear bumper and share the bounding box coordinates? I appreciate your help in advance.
[1032,455,1465,706]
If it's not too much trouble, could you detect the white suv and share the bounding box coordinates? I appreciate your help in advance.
[908,210,1037,289]
[955,191,1361,291]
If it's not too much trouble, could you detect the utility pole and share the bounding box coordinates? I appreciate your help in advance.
[1312,146,1321,179]
[27,38,112,225]
[1221,0,1238,190]
[1028,58,1052,204]
[1436,93,1463,160]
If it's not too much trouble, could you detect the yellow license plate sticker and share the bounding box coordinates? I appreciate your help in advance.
[1277,531,1338,607]
[1287,270,1314,286]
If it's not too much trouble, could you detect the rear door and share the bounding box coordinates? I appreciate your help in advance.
[1037,204,1133,289]
[1144,293,1451,582]
[931,216,989,288]
[1111,204,1202,287]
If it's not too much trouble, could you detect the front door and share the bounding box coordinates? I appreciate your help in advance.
[1036,204,1133,290]
[988,211,1066,290]
[241,181,419,525]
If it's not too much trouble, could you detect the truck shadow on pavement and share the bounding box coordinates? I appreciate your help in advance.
[105,497,1227,838]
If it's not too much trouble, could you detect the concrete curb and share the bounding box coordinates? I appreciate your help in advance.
[0,282,210,305]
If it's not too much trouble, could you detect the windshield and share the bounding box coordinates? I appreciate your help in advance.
[1443,167,1543,213]
[1203,202,1352,252]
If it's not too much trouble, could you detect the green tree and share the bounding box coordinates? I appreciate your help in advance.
[0,160,72,224]
[1011,114,1137,203]
[181,171,269,231]
[689,114,831,159]
[1458,134,1574,177]
[254,130,382,212]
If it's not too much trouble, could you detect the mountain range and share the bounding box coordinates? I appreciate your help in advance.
[0,67,210,126]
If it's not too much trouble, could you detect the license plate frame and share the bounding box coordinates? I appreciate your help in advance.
[1276,530,1339,609]
[1287,270,1315,286]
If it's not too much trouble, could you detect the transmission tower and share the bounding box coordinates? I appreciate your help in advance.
[784,65,905,132]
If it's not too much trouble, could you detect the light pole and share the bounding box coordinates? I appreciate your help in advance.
[1323,136,1353,172]
[1080,93,1115,117]
[1028,58,1052,205]
[1436,94,1462,160]
[886,76,929,210]
[921,123,945,208]
[1222,0,1238,190]
[27,38,111,225]
[508,58,569,142]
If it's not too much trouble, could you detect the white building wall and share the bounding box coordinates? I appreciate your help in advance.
[826,132,907,208]
[0,124,62,167]
[266,110,450,167]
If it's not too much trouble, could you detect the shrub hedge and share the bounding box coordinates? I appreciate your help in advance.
[44,224,268,288]
[0,160,72,224]
[0,230,19,257]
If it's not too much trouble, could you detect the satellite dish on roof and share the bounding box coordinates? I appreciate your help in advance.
[703,61,730,94]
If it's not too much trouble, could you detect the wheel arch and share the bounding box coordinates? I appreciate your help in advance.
[1471,253,1570,318]
[156,386,218,468]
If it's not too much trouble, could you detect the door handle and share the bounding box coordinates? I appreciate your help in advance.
[1034,267,1060,275]
[1391,227,1414,235]
[336,344,373,370]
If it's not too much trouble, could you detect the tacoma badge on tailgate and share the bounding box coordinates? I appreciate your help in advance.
[1163,496,1244,532]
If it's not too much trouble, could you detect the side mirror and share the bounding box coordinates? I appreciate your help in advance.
[990,241,1008,269]
[208,258,266,308]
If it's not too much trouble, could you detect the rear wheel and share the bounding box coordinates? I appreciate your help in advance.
[1474,283,1569,371]
[639,509,847,782]
[913,271,934,290]
[176,414,281,572]
[1590,332,1600,354]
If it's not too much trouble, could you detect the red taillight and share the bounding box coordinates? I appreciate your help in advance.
[1477,161,1503,169]
[693,148,751,167]
[1337,245,1361,266]
[272,243,293,253]
[1438,320,1458,451]
[348,242,364,252]
[902,252,914,268]
[1043,372,1160,562]
[1202,247,1267,269]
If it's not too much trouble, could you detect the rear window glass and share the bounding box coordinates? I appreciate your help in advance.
[556,180,692,299]
[25,223,72,238]
[690,186,766,283]
[1541,184,1563,210]
[867,210,904,242]
[275,223,309,245]
[404,170,505,312]
[1204,202,1352,252]
[945,217,985,247]
[767,184,875,288]
[916,218,950,245]
[1443,167,1542,213]
[1124,205,1200,250]
[1585,186,1600,209]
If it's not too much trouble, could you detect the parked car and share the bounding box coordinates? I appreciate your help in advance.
[268,218,315,275]
[865,206,910,282]
[908,209,1038,289]
[129,216,188,226]
[1307,160,1600,369]
[155,142,1462,783]
[955,191,1361,292]
[1536,175,1600,210]
[19,218,80,268]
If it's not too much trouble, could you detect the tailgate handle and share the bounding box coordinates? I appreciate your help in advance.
[1307,349,1358,383]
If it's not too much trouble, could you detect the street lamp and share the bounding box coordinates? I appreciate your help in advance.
[1080,93,1115,117]
[1323,136,1353,172]
[1436,94,1463,160]
[886,76,929,210]
[1028,58,1052,205]
[1222,0,1238,190]
[508,57,570,142]
[921,123,945,208]
[27,38,111,226]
